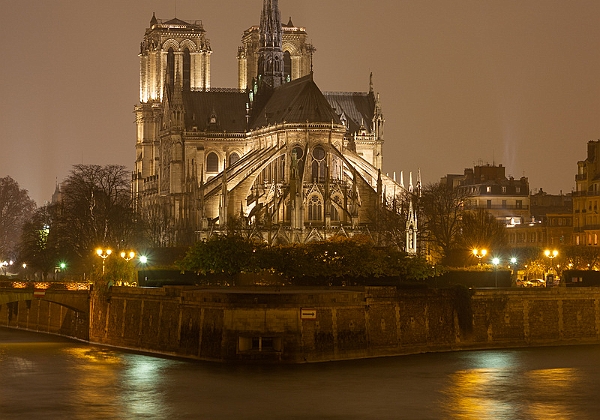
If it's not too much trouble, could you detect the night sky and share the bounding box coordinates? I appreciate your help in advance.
[1,0,598,205]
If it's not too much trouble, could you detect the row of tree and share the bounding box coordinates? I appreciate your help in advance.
[2,164,600,280]
[2,165,143,279]
[177,235,434,282]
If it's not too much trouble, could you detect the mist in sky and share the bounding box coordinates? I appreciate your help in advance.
[0,0,598,205]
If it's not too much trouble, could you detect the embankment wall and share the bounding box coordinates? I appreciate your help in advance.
[0,298,89,340]
[84,286,600,362]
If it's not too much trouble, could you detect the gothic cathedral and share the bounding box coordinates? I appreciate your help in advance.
[133,0,419,251]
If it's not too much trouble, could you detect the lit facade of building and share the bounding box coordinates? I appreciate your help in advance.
[443,164,530,225]
[132,0,417,250]
[573,140,600,246]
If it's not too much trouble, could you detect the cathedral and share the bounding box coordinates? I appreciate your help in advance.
[132,0,419,251]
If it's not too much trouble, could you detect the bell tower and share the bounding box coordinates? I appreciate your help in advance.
[134,13,212,202]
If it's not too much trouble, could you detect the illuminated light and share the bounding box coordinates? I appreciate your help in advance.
[34,282,51,290]
[510,258,517,264]
[472,249,487,266]
[96,248,112,275]
[12,282,28,289]
[65,283,91,291]
[120,251,136,261]
[492,258,500,266]
[139,255,148,264]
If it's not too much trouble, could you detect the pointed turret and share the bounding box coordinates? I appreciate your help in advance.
[258,0,284,90]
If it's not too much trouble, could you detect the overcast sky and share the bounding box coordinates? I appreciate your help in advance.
[0,0,598,205]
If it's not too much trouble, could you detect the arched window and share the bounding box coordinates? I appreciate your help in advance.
[167,48,175,88]
[206,152,219,173]
[183,48,191,91]
[311,146,326,182]
[308,195,323,221]
[229,152,240,166]
[331,196,342,222]
[284,51,292,81]
[291,146,304,177]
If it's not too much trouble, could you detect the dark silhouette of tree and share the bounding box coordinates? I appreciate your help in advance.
[19,205,60,278]
[459,209,508,261]
[52,164,142,274]
[420,182,472,265]
[0,176,36,261]
[178,235,433,283]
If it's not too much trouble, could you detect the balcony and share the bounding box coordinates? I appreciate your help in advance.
[576,174,587,181]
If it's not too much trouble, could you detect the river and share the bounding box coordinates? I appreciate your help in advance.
[1,327,599,419]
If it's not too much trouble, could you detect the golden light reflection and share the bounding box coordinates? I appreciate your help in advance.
[33,282,50,290]
[442,365,583,420]
[64,282,91,291]
[523,368,580,419]
[11,282,27,289]
[443,368,514,420]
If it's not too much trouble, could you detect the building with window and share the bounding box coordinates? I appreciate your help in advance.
[573,140,600,246]
[132,0,417,250]
[442,163,530,225]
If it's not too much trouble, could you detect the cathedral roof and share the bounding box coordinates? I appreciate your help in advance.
[182,90,248,133]
[324,91,376,134]
[251,74,341,129]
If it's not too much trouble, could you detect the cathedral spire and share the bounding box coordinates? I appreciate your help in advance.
[258,0,284,89]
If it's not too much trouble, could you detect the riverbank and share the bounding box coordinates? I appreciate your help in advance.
[3,286,600,363]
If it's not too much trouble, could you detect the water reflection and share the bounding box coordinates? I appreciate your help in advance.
[2,328,600,420]
[442,351,587,420]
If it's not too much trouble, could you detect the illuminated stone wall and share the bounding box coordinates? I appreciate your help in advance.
[86,286,600,363]
[0,298,89,341]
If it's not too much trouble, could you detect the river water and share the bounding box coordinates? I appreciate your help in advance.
[1,327,599,419]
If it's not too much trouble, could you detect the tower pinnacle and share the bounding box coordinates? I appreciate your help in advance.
[258,0,284,89]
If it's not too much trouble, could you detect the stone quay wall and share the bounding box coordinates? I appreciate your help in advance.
[86,286,600,363]
[0,297,89,341]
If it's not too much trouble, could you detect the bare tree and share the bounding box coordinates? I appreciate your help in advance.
[53,165,141,272]
[19,205,59,278]
[459,209,508,253]
[0,176,36,261]
[420,181,472,265]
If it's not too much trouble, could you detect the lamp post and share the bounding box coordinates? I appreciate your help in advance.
[96,248,112,275]
[472,248,487,267]
[492,257,500,287]
[139,255,148,287]
[544,249,559,286]
[119,251,135,286]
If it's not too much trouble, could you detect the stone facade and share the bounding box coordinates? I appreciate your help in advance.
[573,140,600,245]
[132,1,417,249]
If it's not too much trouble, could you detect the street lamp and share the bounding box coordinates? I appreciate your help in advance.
[96,248,112,274]
[120,251,135,261]
[472,248,487,266]
[138,255,148,286]
[492,257,500,287]
[544,249,559,286]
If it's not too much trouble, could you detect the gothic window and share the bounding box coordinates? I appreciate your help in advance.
[280,156,285,180]
[284,51,292,81]
[167,48,175,88]
[331,196,341,222]
[292,146,303,160]
[308,195,323,221]
[311,146,326,182]
[207,152,219,173]
[229,152,240,166]
[183,48,191,91]
[291,146,304,176]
